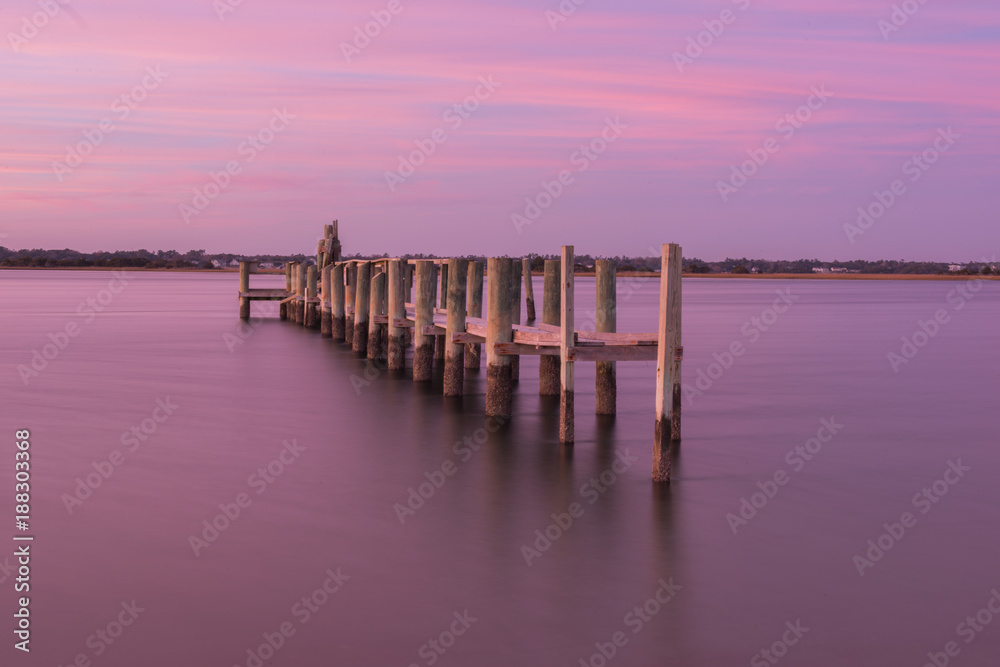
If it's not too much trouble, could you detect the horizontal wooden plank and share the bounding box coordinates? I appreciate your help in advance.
[494,342,560,357]
[391,317,416,328]
[452,332,486,344]
[240,289,289,298]
[566,346,659,362]
[421,324,447,336]
[372,314,389,324]
[575,331,658,344]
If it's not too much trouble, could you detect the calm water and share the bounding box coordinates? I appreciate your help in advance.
[1,270,998,666]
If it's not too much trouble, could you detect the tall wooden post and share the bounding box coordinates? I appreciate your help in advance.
[353,261,371,354]
[368,270,386,361]
[539,259,561,395]
[388,260,406,370]
[405,261,414,302]
[486,258,513,418]
[239,261,251,320]
[523,257,536,322]
[465,261,483,370]
[444,259,468,396]
[436,262,449,362]
[345,261,356,335]
[560,246,574,444]
[511,259,522,382]
[413,261,435,382]
[305,265,319,329]
[295,263,306,325]
[653,243,683,482]
[280,262,292,320]
[331,264,346,341]
[595,260,616,414]
[321,265,333,336]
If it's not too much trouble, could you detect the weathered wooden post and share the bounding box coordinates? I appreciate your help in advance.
[435,262,448,362]
[305,265,319,329]
[331,264,346,341]
[560,246,575,443]
[444,259,468,396]
[413,261,435,381]
[539,259,560,395]
[388,260,406,370]
[404,261,414,301]
[511,259,522,382]
[239,261,251,320]
[345,261,356,335]
[596,259,616,414]
[653,243,683,482]
[486,258,513,418]
[368,270,386,361]
[353,261,371,354]
[320,265,333,336]
[522,257,536,322]
[280,262,292,320]
[295,262,306,325]
[465,261,483,370]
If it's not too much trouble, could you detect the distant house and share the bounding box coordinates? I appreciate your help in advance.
[750,267,759,273]
[258,262,275,269]
[211,259,224,268]
[228,259,240,268]
[948,264,965,272]
[830,267,848,273]
[812,267,830,273]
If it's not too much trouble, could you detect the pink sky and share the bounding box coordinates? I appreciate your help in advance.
[1,0,997,261]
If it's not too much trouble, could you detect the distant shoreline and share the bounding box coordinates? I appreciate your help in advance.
[1,266,995,280]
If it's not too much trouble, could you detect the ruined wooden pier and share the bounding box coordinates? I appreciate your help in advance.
[238,222,683,481]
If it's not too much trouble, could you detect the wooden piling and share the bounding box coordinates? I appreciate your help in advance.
[465,261,483,370]
[595,260,616,415]
[443,259,468,396]
[331,264,346,341]
[368,270,386,361]
[653,243,683,482]
[435,262,448,361]
[280,262,291,320]
[511,259,522,382]
[320,265,332,336]
[345,261,356,335]
[486,258,513,418]
[413,261,435,382]
[239,262,251,320]
[353,261,371,354]
[404,261,414,301]
[295,263,306,324]
[305,265,319,329]
[523,257,536,322]
[539,259,561,395]
[560,246,574,444]
[388,260,406,370]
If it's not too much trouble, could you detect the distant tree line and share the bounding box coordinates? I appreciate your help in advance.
[0,246,994,275]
